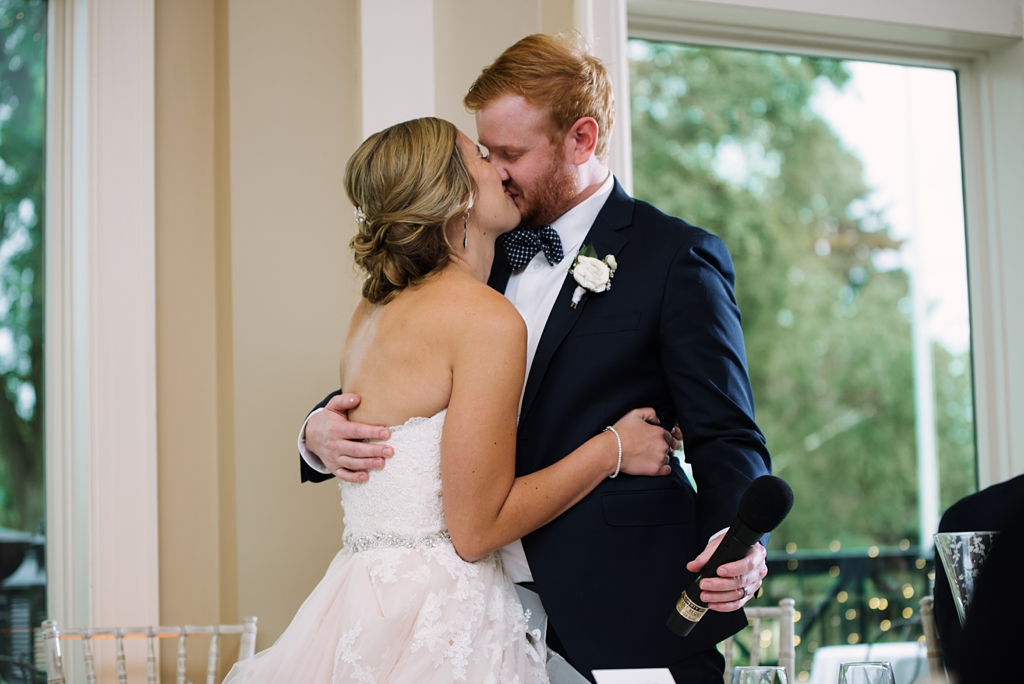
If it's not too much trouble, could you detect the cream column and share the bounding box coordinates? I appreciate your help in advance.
[227,0,362,649]
[575,0,633,192]
[360,0,435,137]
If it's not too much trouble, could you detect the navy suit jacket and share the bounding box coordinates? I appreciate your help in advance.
[302,181,771,675]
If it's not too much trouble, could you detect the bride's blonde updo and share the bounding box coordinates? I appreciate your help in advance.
[345,117,475,305]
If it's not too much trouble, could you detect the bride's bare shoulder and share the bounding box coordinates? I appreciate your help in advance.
[343,297,378,345]
[429,270,525,344]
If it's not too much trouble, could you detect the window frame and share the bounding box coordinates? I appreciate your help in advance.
[601,0,1024,487]
[44,0,158,629]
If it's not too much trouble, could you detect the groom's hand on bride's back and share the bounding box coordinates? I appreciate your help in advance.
[305,393,393,483]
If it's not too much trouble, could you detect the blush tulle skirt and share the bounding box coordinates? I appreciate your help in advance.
[222,542,548,684]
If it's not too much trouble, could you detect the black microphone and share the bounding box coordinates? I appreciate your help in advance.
[667,475,794,636]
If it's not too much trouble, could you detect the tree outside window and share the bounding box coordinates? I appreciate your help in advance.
[1,0,47,680]
[630,40,975,676]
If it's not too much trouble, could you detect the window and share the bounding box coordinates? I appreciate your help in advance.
[630,39,974,677]
[0,0,46,679]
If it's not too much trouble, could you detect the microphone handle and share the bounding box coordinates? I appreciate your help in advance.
[666,517,762,636]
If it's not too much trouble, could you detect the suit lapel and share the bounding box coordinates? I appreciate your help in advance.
[519,181,634,422]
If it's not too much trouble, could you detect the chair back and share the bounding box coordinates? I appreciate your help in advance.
[722,598,796,683]
[41,617,257,684]
[919,596,946,682]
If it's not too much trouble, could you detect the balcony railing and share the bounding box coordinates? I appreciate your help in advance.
[732,546,933,679]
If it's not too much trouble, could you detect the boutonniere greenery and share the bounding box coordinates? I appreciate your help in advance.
[567,244,617,308]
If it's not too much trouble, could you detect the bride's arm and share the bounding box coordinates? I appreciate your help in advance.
[440,295,671,563]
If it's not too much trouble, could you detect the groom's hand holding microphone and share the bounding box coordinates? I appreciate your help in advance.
[686,530,768,612]
[668,475,794,636]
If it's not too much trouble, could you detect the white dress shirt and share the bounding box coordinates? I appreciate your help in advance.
[498,173,616,582]
[301,174,617,584]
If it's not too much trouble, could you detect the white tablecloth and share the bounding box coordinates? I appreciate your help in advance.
[808,642,929,684]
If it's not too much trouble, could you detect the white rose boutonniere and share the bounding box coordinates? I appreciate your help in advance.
[567,244,618,308]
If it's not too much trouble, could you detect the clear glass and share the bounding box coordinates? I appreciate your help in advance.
[732,666,789,684]
[838,662,896,684]
[934,531,999,624]
[0,1,48,681]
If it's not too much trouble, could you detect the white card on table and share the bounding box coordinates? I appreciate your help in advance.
[592,668,676,684]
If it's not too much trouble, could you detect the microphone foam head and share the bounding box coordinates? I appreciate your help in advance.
[737,475,794,534]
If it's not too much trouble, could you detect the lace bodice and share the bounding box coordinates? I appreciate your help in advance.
[339,410,447,542]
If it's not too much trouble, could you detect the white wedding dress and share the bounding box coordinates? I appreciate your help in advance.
[224,410,548,684]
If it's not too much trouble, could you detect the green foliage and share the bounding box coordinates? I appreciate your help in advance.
[629,41,976,553]
[0,0,46,532]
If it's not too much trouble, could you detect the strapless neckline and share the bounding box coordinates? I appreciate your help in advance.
[382,408,447,434]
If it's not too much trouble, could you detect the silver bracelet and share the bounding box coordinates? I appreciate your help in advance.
[604,426,622,478]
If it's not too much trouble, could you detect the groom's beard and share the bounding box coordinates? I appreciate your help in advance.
[515,154,579,229]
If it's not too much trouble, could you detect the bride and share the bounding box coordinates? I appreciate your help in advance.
[224,117,673,683]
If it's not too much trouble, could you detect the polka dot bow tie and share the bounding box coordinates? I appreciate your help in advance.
[503,226,564,272]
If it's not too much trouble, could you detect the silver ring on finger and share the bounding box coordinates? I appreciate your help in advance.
[740,585,749,600]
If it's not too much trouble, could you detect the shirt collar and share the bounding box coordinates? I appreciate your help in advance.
[549,173,615,259]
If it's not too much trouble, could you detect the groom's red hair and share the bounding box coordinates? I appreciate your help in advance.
[464,32,615,162]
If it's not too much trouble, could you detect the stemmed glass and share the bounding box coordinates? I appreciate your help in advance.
[731,666,789,684]
[934,531,999,624]
[838,662,896,684]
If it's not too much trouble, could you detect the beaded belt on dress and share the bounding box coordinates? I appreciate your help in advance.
[343,530,452,553]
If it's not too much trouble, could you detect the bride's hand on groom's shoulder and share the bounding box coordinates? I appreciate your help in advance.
[611,408,678,478]
[306,393,393,483]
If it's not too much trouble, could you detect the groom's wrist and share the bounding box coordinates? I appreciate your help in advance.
[298,408,331,474]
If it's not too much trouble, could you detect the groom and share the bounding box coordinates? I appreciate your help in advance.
[300,33,771,682]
